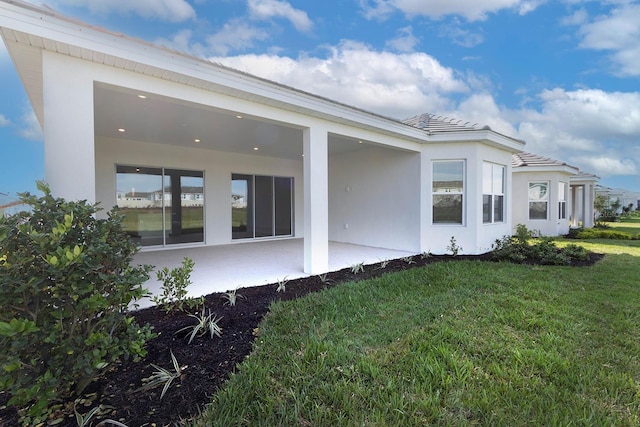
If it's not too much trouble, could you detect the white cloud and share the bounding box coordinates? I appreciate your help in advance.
[445,93,518,136]
[18,108,43,141]
[386,26,419,52]
[358,0,395,20]
[561,8,588,26]
[439,19,484,47]
[360,0,542,21]
[574,156,637,176]
[58,0,196,22]
[517,1,545,16]
[205,20,270,55]
[248,0,313,32]
[0,114,10,127]
[158,21,270,56]
[514,88,640,177]
[577,3,640,76]
[211,40,469,118]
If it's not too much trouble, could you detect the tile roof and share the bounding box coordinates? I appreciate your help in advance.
[512,151,574,168]
[402,113,490,133]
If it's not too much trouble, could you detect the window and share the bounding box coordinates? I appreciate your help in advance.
[529,182,548,220]
[116,166,204,246]
[558,182,567,220]
[432,161,464,224]
[232,174,293,239]
[483,163,505,224]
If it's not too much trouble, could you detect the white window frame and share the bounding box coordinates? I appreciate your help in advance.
[432,160,465,225]
[483,162,505,224]
[558,181,567,220]
[529,181,549,220]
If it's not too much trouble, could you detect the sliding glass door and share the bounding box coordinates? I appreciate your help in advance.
[231,174,293,239]
[116,166,204,246]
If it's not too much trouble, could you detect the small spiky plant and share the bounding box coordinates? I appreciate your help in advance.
[276,276,289,292]
[177,307,223,344]
[222,287,244,306]
[350,262,365,274]
[138,350,184,400]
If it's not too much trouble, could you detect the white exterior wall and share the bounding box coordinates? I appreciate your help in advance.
[512,170,573,236]
[328,145,421,252]
[420,142,514,255]
[42,52,96,202]
[95,138,304,246]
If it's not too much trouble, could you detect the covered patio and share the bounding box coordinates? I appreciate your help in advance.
[133,239,415,308]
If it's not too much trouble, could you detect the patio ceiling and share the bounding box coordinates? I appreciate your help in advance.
[94,83,375,161]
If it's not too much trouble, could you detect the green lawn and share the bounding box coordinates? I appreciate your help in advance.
[195,224,640,426]
[607,214,640,236]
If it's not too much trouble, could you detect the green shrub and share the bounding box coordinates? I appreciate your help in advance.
[561,244,591,261]
[492,225,593,266]
[152,257,201,312]
[491,235,528,263]
[0,182,155,425]
[575,229,632,240]
[566,227,582,239]
[530,238,569,265]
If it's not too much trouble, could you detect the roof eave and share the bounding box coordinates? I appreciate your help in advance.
[427,129,525,152]
[513,164,580,175]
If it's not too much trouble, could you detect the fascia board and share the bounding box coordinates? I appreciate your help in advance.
[513,165,580,175]
[427,130,525,153]
[570,175,599,184]
[0,1,430,143]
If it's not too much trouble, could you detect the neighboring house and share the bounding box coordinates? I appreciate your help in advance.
[610,188,640,213]
[512,152,582,236]
[0,1,525,273]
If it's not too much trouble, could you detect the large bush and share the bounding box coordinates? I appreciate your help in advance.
[0,182,154,425]
[492,224,592,265]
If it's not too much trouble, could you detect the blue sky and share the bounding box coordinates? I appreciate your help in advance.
[1,0,639,198]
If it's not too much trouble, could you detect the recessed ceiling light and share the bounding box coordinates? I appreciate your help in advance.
[118,128,126,132]
[138,95,147,99]
[253,147,259,151]
[358,140,363,144]
[236,115,243,119]
[194,139,201,143]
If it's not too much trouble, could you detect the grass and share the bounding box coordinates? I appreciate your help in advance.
[195,222,640,426]
[119,207,203,232]
[606,214,640,235]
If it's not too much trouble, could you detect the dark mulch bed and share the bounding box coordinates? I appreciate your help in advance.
[0,252,603,426]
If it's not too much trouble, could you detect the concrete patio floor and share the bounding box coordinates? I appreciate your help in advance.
[133,239,415,308]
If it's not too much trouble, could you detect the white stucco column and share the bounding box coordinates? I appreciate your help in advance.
[583,183,595,228]
[303,125,329,274]
[570,185,579,227]
[42,53,96,202]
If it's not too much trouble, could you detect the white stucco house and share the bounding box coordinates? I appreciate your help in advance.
[512,152,598,236]
[1,1,526,277]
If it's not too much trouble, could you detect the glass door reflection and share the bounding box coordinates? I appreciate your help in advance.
[116,166,204,246]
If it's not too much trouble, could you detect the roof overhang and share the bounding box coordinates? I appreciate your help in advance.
[427,129,525,153]
[512,164,579,175]
[0,0,431,145]
[570,174,599,185]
